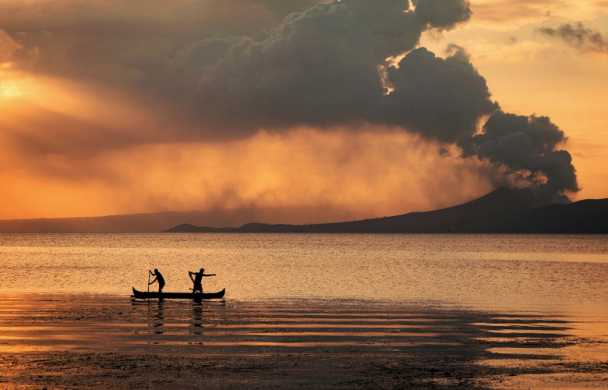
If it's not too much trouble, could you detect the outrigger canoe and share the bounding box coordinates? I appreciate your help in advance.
[132,287,226,300]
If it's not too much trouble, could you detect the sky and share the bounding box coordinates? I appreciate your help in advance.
[0,0,606,224]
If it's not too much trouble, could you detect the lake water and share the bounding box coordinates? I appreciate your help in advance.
[1,234,607,306]
[1,234,607,388]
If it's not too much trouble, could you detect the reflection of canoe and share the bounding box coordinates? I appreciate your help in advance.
[132,287,225,300]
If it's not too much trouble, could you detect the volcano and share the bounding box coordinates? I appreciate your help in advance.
[1,188,605,233]
[169,188,608,234]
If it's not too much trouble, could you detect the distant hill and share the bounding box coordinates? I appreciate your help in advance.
[0,206,359,233]
[168,188,608,234]
[0,211,215,233]
[2,188,606,234]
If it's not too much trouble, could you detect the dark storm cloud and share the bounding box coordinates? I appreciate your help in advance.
[0,0,317,34]
[184,0,578,196]
[186,0,579,195]
[194,0,481,135]
[0,0,579,198]
[379,46,496,142]
[194,0,421,131]
[0,0,317,85]
[412,0,472,28]
[539,22,608,53]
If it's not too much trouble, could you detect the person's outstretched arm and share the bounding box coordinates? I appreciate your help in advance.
[203,273,216,277]
[148,276,158,285]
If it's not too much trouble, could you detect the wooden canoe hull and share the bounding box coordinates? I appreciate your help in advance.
[132,287,225,300]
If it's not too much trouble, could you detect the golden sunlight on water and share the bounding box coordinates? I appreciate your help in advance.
[0,234,606,388]
[0,234,607,306]
[0,297,572,353]
[0,296,607,388]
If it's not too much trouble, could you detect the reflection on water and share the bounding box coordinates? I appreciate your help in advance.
[190,301,203,336]
[0,234,607,387]
[0,296,586,355]
[150,300,165,335]
[0,295,606,388]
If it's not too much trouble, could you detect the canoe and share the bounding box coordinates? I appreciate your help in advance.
[132,287,226,300]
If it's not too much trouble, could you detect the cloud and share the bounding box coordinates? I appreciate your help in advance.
[193,0,487,137]
[412,0,472,28]
[193,0,424,132]
[0,129,494,221]
[4,0,479,134]
[0,0,581,220]
[472,0,565,23]
[0,30,21,62]
[0,0,317,85]
[539,22,608,53]
[461,111,578,200]
[379,46,496,142]
[188,0,576,196]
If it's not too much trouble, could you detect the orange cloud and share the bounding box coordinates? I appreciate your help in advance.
[473,0,561,21]
[1,0,604,224]
[0,127,494,222]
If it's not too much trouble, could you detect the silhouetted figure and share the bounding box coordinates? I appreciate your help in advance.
[148,268,166,293]
[188,268,216,293]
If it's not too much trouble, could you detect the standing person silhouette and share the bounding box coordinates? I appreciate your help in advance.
[148,269,166,293]
[188,268,216,293]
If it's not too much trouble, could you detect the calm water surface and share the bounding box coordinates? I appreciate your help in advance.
[0,234,607,309]
[1,234,607,388]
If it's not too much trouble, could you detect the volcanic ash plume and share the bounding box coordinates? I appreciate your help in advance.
[185,0,578,200]
[460,111,578,201]
[0,0,580,214]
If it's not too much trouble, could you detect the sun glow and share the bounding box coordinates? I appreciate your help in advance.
[0,80,25,98]
[0,65,35,101]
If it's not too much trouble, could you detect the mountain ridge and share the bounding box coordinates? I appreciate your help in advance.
[167,188,608,234]
[1,188,606,233]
